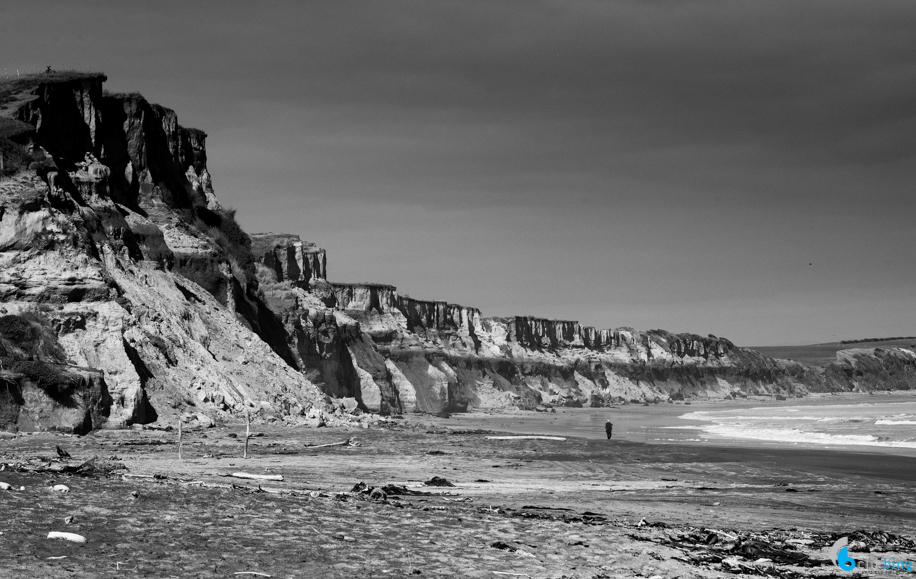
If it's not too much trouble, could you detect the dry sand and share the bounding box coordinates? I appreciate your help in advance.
[1,416,914,578]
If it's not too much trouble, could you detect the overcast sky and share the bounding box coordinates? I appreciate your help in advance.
[4,1,916,346]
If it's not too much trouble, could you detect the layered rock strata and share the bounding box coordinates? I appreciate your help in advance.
[0,73,331,431]
[3,72,912,431]
[248,237,847,416]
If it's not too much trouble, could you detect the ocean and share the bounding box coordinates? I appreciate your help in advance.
[677,398,916,451]
[440,393,916,456]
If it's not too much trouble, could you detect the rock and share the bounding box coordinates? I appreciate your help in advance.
[0,482,11,490]
[192,413,214,428]
[424,476,454,487]
[337,397,359,414]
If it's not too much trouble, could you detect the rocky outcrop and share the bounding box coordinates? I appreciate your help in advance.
[0,366,110,434]
[251,233,327,286]
[331,283,398,313]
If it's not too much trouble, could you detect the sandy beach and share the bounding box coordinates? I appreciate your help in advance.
[2,408,914,578]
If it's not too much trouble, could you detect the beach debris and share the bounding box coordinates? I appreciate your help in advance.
[51,484,70,493]
[811,530,916,552]
[490,541,516,552]
[227,472,284,481]
[485,436,566,441]
[626,521,914,578]
[427,450,448,455]
[424,476,454,487]
[304,438,359,449]
[55,446,71,460]
[64,516,74,524]
[7,456,126,477]
[47,531,86,543]
[0,482,11,490]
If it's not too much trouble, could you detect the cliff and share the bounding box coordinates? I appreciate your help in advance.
[246,241,828,415]
[0,72,333,431]
[2,72,911,431]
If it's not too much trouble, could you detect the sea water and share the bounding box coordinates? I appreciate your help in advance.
[678,399,916,451]
[441,394,916,456]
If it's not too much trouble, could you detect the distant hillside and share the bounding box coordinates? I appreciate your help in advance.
[753,339,916,367]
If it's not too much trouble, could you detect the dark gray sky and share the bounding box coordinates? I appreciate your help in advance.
[4,1,916,345]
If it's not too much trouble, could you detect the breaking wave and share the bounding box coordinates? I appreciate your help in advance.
[701,425,916,449]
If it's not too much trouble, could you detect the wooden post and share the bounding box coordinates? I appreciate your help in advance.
[177,417,183,460]
[244,408,250,459]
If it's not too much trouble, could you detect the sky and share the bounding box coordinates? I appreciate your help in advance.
[3,1,915,346]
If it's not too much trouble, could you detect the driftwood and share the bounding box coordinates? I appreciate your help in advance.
[304,438,355,449]
[485,436,566,441]
[226,472,284,481]
[47,531,86,543]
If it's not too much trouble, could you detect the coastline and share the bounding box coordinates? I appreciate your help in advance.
[426,391,916,458]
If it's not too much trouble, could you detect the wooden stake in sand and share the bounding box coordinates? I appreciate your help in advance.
[244,408,250,459]
[177,417,183,460]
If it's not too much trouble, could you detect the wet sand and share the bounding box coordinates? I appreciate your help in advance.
[441,392,916,458]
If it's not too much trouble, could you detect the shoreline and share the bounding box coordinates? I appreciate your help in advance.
[421,390,916,458]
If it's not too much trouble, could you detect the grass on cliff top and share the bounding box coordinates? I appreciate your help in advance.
[754,338,916,366]
[0,70,106,110]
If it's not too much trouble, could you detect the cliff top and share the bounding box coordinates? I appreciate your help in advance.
[250,233,323,259]
[0,70,106,107]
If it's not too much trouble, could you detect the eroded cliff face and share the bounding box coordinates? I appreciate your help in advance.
[244,238,844,415]
[251,233,327,286]
[0,73,331,430]
[4,73,910,429]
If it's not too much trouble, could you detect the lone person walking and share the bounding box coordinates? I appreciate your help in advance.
[605,420,613,439]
